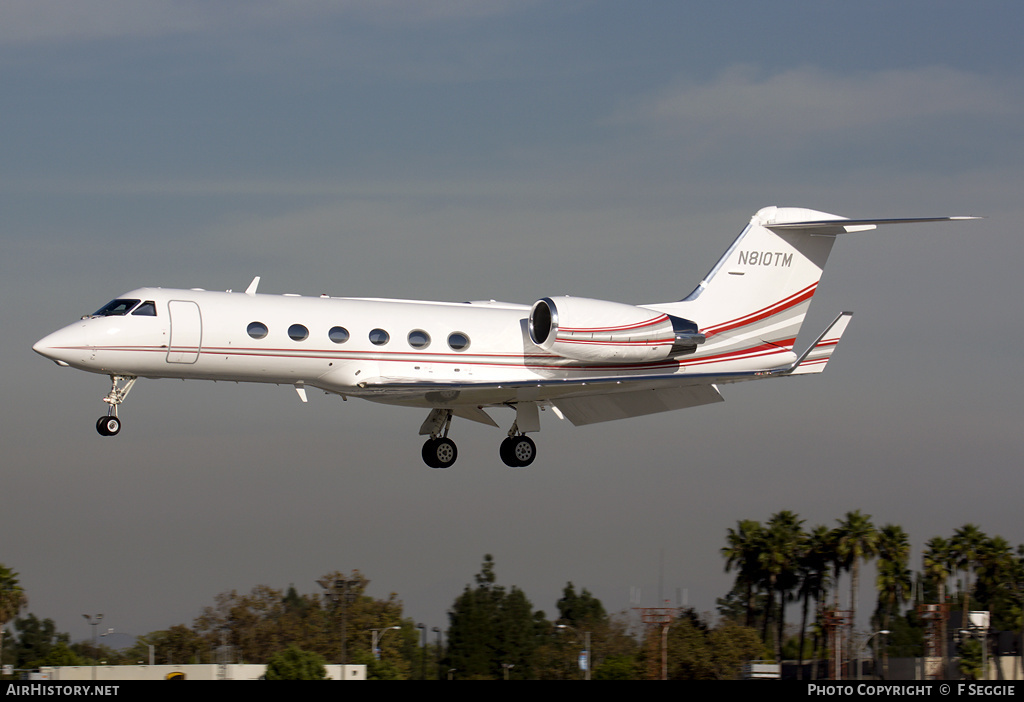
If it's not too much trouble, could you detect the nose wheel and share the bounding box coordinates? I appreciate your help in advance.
[96,415,122,436]
[95,375,136,437]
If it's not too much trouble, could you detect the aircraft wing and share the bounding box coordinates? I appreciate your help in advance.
[336,370,736,426]
[330,312,854,425]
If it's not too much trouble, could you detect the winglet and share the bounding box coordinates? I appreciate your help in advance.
[245,276,261,296]
[786,312,853,375]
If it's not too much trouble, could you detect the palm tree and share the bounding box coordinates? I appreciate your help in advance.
[722,519,765,630]
[923,536,953,676]
[875,524,911,678]
[759,511,805,661]
[951,524,987,634]
[0,564,28,668]
[836,510,878,676]
[796,525,832,679]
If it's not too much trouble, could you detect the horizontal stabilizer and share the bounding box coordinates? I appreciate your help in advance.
[765,215,981,233]
[787,312,853,375]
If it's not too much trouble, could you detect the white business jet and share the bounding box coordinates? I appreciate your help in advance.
[34,207,977,468]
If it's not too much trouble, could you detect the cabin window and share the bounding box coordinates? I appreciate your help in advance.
[408,330,430,349]
[247,322,269,340]
[131,301,157,316]
[328,326,350,344]
[369,328,390,346]
[93,299,140,317]
[288,324,309,342]
[447,332,470,351]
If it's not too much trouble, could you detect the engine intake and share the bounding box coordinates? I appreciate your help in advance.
[529,296,704,363]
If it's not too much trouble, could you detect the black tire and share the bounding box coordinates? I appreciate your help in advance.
[96,416,121,437]
[421,438,440,468]
[499,437,518,467]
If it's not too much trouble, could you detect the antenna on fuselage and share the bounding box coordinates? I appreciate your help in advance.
[245,276,261,296]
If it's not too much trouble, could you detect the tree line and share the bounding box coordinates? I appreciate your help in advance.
[719,511,1024,679]
[2,516,1022,679]
[0,555,763,680]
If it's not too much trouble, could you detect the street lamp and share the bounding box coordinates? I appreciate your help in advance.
[370,626,400,660]
[432,626,442,681]
[555,624,592,680]
[318,578,359,665]
[855,629,890,680]
[82,614,103,681]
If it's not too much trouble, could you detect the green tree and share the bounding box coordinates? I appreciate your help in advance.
[121,624,209,665]
[446,555,544,680]
[7,614,69,668]
[951,524,987,636]
[836,509,879,673]
[874,524,912,678]
[556,582,606,627]
[0,565,27,669]
[722,519,765,629]
[759,511,804,661]
[641,609,763,680]
[265,644,327,680]
[796,525,832,679]
[923,536,954,677]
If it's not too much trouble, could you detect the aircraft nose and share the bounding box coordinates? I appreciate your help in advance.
[33,325,87,366]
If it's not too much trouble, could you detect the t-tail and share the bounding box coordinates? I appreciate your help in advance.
[651,206,979,370]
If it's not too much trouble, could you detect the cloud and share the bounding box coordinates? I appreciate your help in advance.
[609,65,1020,140]
[0,0,533,45]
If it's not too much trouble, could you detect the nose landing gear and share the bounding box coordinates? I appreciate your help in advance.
[95,375,136,437]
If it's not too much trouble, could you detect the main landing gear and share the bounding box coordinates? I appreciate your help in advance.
[499,423,536,468]
[95,375,136,437]
[421,409,458,468]
[419,409,538,468]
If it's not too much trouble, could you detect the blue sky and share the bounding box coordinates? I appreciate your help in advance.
[3,1,1022,643]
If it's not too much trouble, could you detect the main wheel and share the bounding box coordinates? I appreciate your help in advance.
[422,437,458,468]
[510,435,536,466]
[500,435,536,467]
[96,416,121,437]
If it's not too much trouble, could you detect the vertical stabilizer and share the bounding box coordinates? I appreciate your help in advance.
[655,207,849,357]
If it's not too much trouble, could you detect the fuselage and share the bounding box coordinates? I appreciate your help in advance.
[32,285,798,409]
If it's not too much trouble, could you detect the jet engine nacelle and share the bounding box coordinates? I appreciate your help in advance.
[529,296,705,363]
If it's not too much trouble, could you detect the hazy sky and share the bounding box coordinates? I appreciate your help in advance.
[3,1,1022,645]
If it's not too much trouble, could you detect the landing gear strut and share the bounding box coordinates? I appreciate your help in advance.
[96,375,136,437]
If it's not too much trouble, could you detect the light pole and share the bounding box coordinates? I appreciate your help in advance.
[432,626,442,681]
[855,630,889,680]
[555,624,592,680]
[318,577,358,665]
[416,623,426,680]
[82,614,103,681]
[370,626,400,661]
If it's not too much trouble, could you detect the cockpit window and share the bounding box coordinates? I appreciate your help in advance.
[93,299,141,317]
[131,301,157,316]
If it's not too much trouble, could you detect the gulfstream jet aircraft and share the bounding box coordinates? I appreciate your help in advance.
[34,207,977,468]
